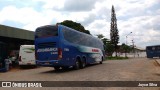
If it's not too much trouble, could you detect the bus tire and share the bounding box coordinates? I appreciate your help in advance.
[74,59,80,70]
[80,57,86,69]
[54,67,60,71]
[100,57,103,64]
[62,66,69,70]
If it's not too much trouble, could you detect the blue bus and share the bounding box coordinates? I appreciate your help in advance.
[146,45,160,58]
[35,24,105,70]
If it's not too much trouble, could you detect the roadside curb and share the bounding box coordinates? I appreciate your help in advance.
[155,59,160,66]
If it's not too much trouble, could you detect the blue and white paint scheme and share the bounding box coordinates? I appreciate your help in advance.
[77,45,103,62]
[35,25,105,70]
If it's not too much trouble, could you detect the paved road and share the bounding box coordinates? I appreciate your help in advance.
[0,58,159,90]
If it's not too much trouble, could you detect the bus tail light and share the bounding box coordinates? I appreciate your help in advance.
[19,56,21,61]
[58,48,62,60]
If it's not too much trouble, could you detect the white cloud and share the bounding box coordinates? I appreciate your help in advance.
[115,0,159,17]
[0,5,64,31]
[86,19,110,38]
[33,0,65,9]
[118,15,160,47]
[0,6,42,24]
[0,0,159,48]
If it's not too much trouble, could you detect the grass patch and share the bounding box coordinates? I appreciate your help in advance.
[105,56,129,60]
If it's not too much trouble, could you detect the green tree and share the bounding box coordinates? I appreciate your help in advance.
[58,20,90,34]
[121,43,132,57]
[110,5,119,57]
[105,41,114,56]
[97,34,104,39]
[97,34,114,56]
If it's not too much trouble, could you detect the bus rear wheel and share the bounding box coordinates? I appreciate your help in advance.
[54,66,60,71]
[100,57,103,64]
[80,57,86,69]
[62,66,69,70]
[74,60,80,70]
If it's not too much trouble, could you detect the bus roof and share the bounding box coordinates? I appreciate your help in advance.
[35,24,103,46]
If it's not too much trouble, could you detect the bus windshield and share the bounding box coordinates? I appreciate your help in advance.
[35,25,58,38]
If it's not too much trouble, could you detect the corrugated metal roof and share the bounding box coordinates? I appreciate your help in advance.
[0,24,34,40]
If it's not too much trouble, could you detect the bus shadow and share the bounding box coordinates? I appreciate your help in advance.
[147,57,160,60]
[41,68,77,73]
[41,64,100,74]
[153,73,160,76]
[19,65,38,70]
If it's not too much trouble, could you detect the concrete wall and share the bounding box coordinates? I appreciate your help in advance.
[113,52,146,57]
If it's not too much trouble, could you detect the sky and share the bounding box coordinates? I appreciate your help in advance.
[0,0,160,48]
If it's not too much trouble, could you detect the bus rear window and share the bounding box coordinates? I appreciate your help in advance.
[35,26,58,38]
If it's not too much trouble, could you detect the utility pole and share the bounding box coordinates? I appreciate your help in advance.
[132,40,135,57]
[125,32,132,57]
